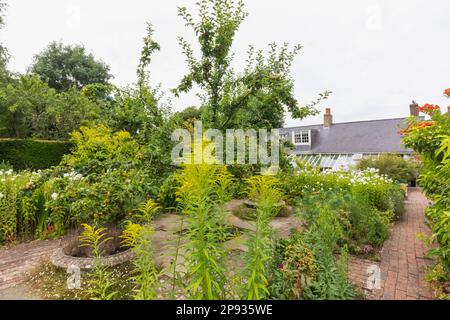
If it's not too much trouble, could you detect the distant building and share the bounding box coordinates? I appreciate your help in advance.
[279,103,421,170]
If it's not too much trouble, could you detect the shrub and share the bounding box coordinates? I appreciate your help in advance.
[0,138,72,170]
[357,154,420,184]
[158,173,178,210]
[402,90,450,274]
[61,125,140,174]
[296,189,393,250]
[43,125,162,231]
[281,167,405,218]
[269,229,355,300]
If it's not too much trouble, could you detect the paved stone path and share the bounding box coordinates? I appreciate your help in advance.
[348,188,435,300]
[0,239,61,298]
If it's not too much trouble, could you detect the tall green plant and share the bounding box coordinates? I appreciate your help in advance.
[121,219,159,300]
[242,175,282,299]
[174,162,233,299]
[79,224,117,300]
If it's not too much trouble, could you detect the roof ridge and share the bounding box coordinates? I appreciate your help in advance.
[282,117,407,130]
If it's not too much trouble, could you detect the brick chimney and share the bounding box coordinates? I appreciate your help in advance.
[324,108,333,127]
[410,101,419,116]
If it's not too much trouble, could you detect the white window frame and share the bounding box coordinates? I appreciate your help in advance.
[292,130,311,146]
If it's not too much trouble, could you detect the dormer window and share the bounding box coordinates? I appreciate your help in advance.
[292,130,311,145]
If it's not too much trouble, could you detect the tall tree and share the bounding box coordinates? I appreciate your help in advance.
[29,41,112,92]
[173,0,330,130]
[0,74,101,139]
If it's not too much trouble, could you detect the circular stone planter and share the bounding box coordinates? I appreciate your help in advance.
[51,247,135,270]
[243,199,286,209]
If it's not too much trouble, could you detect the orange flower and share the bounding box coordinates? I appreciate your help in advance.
[415,121,434,129]
[444,88,450,96]
[418,104,440,114]
[398,124,412,135]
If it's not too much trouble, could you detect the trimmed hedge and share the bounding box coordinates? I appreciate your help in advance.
[0,139,72,170]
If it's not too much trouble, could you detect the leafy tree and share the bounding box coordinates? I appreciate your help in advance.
[170,106,202,130]
[173,0,330,130]
[0,74,101,139]
[29,41,112,92]
[105,24,175,186]
[107,24,169,137]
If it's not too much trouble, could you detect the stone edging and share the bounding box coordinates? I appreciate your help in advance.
[51,248,135,270]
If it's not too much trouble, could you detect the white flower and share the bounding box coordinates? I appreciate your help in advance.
[0,193,4,199]
[51,192,58,200]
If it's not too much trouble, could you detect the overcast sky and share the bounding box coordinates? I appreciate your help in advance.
[1,0,449,126]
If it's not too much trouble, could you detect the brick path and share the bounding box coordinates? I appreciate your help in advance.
[0,239,61,292]
[348,188,435,300]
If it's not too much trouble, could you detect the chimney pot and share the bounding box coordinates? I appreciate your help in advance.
[410,100,419,116]
[324,108,333,127]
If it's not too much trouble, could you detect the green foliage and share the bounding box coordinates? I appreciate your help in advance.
[40,126,162,230]
[29,41,111,92]
[302,234,355,300]
[269,230,355,300]
[174,162,233,299]
[0,171,19,242]
[297,189,393,250]
[277,236,317,299]
[0,138,71,170]
[0,169,56,243]
[170,106,202,130]
[79,224,117,300]
[103,26,174,187]
[61,125,140,174]
[0,74,102,139]
[174,0,329,130]
[241,175,282,299]
[357,154,420,184]
[280,167,405,218]
[158,173,179,210]
[402,95,450,273]
[135,199,161,224]
[121,221,159,300]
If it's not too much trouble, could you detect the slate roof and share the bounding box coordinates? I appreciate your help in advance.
[280,117,413,155]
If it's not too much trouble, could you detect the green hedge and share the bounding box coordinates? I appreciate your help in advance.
[0,139,72,170]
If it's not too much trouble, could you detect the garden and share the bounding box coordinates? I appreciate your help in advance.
[0,0,448,301]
